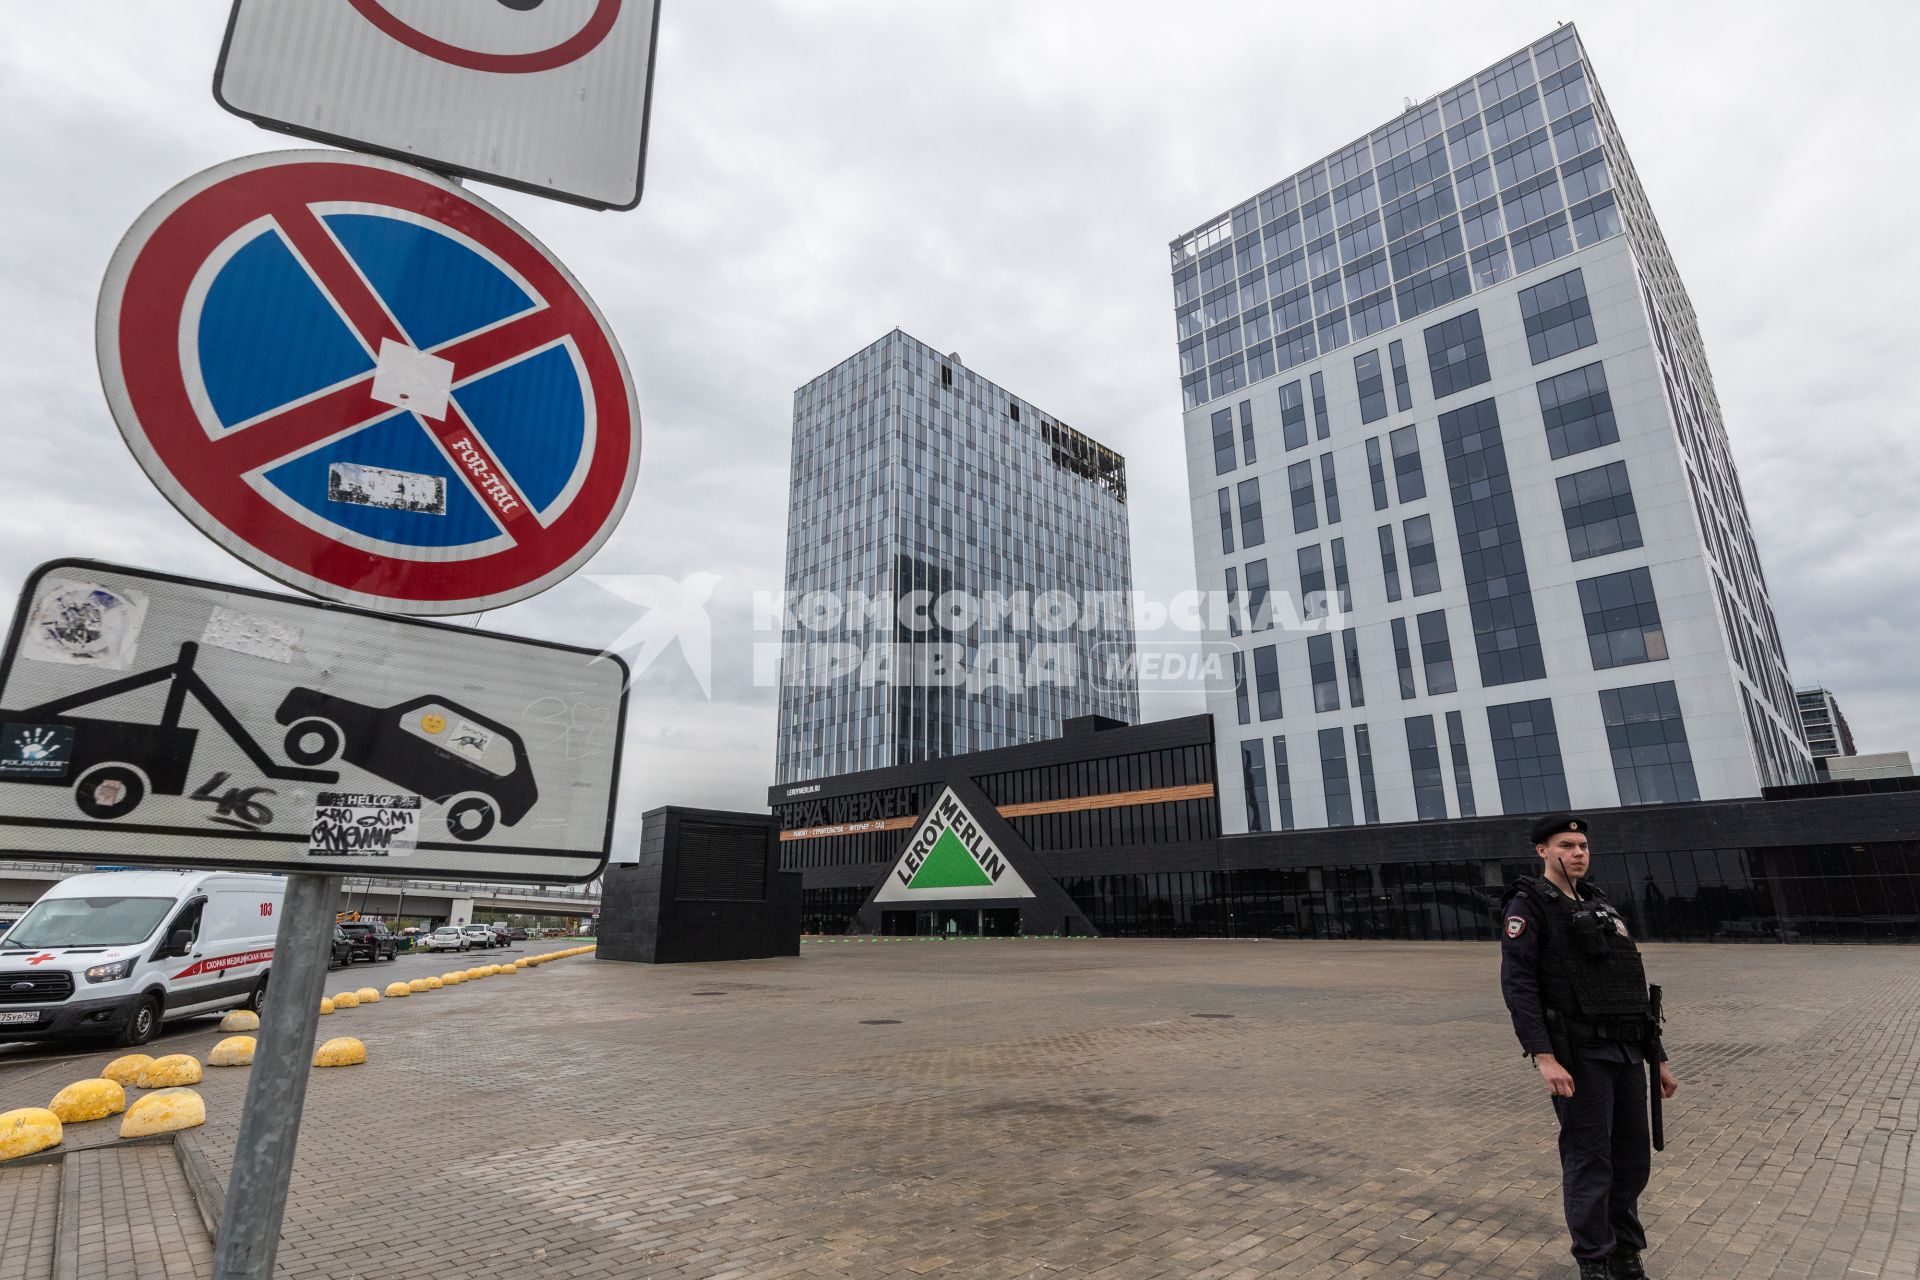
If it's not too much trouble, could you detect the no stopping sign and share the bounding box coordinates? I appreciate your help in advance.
[96,151,641,615]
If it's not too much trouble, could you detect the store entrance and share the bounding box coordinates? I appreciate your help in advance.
[880,908,1023,937]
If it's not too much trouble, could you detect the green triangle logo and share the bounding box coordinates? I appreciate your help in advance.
[873,787,1035,903]
[907,826,995,889]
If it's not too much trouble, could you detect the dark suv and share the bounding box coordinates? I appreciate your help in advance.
[328,926,355,969]
[338,921,398,963]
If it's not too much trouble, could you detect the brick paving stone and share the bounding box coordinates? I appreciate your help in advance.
[0,941,1917,1277]
[0,1159,59,1280]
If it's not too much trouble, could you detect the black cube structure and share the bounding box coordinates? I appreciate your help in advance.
[598,807,800,964]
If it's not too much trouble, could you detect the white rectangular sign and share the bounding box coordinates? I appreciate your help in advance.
[214,0,661,210]
[0,560,627,883]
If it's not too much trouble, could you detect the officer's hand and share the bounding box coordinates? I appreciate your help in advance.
[1658,1062,1678,1099]
[1536,1054,1575,1098]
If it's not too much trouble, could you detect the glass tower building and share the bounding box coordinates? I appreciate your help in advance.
[774,330,1137,784]
[1171,24,1814,834]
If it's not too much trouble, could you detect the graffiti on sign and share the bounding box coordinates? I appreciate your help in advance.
[309,792,420,858]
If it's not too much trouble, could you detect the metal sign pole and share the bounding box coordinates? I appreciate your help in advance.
[211,871,340,1280]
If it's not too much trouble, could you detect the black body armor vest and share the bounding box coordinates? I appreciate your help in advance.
[1509,876,1651,1038]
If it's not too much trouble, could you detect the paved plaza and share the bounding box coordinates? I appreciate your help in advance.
[1,939,1917,1278]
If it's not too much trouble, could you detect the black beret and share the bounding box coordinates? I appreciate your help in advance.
[1530,814,1588,845]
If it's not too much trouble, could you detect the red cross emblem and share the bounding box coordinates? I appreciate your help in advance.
[25,952,56,965]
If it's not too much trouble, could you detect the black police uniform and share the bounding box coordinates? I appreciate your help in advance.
[1500,815,1666,1276]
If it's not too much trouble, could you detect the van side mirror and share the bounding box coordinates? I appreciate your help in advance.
[168,928,195,956]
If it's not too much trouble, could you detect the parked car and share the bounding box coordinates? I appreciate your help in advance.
[424,927,468,952]
[488,924,513,947]
[338,920,398,963]
[507,928,529,941]
[328,926,355,969]
[460,924,496,950]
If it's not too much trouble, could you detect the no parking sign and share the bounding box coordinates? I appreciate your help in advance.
[96,151,641,615]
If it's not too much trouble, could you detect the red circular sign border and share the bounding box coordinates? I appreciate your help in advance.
[97,151,640,615]
[345,0,622,74]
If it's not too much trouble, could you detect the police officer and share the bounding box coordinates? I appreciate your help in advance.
[1501,815,1679,1279]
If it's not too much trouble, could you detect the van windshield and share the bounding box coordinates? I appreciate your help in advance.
[3,896,176,948]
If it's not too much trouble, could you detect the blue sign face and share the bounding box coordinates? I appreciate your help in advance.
[192,211,592,556]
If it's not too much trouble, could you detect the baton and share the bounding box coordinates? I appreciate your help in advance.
[1646,983,1665,1152]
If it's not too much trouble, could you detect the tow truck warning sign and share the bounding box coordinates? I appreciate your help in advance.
[0,559,627,884]
[309,792,420,858]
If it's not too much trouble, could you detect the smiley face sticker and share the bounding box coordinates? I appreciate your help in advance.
[420,713,447,735]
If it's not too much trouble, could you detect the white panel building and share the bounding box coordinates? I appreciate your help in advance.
[1171,24,1813,833]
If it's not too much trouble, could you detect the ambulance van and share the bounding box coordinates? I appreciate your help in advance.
[0,870,282,1046]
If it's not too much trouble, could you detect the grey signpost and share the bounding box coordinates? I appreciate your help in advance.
[210,871,339,1278]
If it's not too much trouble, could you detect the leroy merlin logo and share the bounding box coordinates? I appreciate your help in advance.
[873,788,1035,903]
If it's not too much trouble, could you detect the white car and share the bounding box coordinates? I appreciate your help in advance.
[424,927,468,952]
[460,924,496,950]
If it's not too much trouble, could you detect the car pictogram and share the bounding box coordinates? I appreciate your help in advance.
[273,690,537,841]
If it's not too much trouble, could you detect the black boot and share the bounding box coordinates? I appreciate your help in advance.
[1577,1261,1612,1280]
[1607,1250,1647,1279]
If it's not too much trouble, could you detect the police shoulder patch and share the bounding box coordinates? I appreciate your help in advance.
[1504,915,1528,938]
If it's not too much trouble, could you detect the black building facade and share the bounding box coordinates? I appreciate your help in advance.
[770,716,1920,944]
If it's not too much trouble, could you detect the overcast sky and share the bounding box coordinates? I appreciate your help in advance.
[1,1,1915,849]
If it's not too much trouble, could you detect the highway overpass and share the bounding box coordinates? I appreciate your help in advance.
[0,862,600,928]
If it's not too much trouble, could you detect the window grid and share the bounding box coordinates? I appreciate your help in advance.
[1289,460,1319,533]
[1558,460,1642,560]
[1241,739,1272,832]
[1378,524,1403,601]
[1579,566,1668,669]
[1445,709,1477,816]
[1392,617,1416,699]
[1237,477,1267,548]
[1388,339,1412,411]
[1518,266,1597,364]
[1439,398,1546,685]
[1537,362,1619,458]
[1319,727,1354,827]
[1254,644,1283,721]
[1390,424,1427,503]
[1271,735,1296,830]
[1355,724,1380,823]
[1309,632,1341,713]
[1423,309,1492,399]
[1406,715,1447,820]
[1600,680,1700,805]
[1232,650,1250,724]
[1488,697,1571,813]
[1417,608,1457,695]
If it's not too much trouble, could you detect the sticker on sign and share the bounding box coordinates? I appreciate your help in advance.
[0,560,626,884]
[214,0,662,210]
[310,792,420,858]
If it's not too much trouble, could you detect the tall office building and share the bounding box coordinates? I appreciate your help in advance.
[1171,24,1814,833]
[1795,686,1856,760]
[774,330,1137,784]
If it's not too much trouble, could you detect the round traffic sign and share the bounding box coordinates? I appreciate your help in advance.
[97,150,641,615]
[346,0,622,73]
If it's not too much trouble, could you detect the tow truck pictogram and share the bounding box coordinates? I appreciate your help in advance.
[0,641,337,820]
